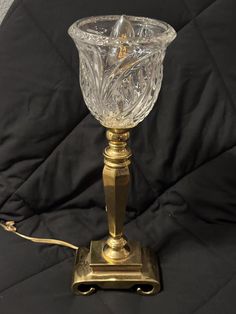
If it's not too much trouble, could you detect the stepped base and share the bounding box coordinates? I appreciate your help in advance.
[72,239,161,296]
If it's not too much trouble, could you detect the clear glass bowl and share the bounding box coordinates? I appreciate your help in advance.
[68,15,176,128]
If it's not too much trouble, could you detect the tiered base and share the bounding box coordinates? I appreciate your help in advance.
[72,239,161,295]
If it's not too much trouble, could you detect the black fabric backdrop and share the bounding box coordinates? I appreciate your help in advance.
[0,0,236,313]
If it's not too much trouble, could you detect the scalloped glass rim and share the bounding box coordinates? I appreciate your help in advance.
[68,15,176,47]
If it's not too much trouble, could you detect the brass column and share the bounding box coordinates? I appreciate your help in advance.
[72,128,160,295]
[102,128,131,262]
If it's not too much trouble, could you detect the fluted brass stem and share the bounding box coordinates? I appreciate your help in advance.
[102,128,132,262]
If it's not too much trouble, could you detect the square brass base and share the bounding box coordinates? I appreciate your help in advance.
[72,239,161,295]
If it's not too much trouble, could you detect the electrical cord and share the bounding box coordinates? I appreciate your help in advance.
[0,220,78,251]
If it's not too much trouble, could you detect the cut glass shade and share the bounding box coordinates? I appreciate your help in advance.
[68,15,176,128]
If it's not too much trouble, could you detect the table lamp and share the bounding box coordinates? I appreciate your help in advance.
[68,15,176,295]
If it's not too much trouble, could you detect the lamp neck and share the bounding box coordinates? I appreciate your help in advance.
[102,128,132,262]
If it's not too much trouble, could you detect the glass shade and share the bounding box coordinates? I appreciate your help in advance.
[68,15,176,128]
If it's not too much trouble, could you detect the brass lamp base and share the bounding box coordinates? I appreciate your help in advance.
[72,239,160,296]
[72,129,160,296]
